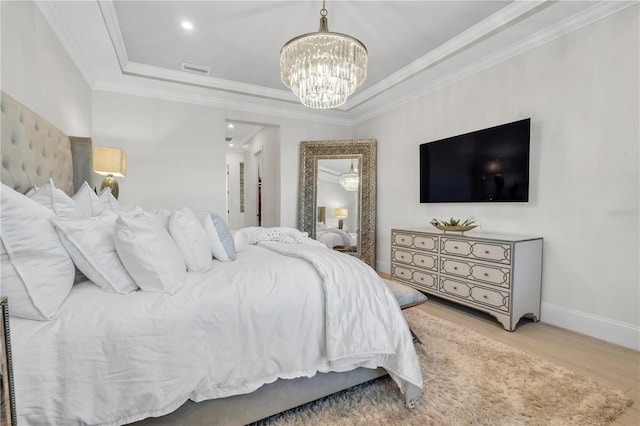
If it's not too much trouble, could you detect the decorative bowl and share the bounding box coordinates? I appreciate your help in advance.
[431,224,477,233]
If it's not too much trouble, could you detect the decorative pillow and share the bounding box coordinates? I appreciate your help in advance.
[203,213,237,261]
[169,207,212,272]
[52,211,138,294]
[114,215,186,293]
[232,229,249,253]
[28,178,82,217]
[0,184,75,320]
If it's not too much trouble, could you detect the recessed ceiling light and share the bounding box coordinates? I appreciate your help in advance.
[227,123,234,129]
[180,20,194,31]
[228,143,234,147]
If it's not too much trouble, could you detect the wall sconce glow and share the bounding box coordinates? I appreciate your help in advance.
[180,20,194,31]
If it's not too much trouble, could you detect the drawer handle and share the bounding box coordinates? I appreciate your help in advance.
[485,250,490,254]
[454,246,459,249]
[484,273,489,277]
[453,286,457,290]
[483,295,488,299]
[420,242,425,245]
[420,259,424,263]
[453,266,458,270]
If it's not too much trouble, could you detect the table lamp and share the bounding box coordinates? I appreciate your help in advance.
[334,208,348,230]
[93,146,126,199]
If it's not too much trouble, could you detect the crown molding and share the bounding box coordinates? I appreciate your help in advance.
[350,0,638,125]
[122,61,298,103]
[97,0,128,70]
[92,80,354,127]
[343,0,548,111]
[37,0,637,128]
[35,0,96,87]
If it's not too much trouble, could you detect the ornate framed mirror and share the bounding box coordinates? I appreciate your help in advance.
[298,139,376,269]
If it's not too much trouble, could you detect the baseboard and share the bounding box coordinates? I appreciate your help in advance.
[541,302,640,351]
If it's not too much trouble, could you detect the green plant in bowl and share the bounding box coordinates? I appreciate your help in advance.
[430,217,478,232]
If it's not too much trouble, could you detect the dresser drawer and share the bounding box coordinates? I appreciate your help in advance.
[392,231,437,252]
[413,235,437,252]
[391,265,437,290]
[412,270,437,290]
[439,278,510,313]
[391,264,413,282]
[441,237,512,265]
[392,248,437,270]
[440,258,511,289]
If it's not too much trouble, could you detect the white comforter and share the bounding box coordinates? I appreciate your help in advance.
[11,245,422,425]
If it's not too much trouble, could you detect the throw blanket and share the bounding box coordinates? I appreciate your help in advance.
[243,226,325,246]
[259,241,423,407]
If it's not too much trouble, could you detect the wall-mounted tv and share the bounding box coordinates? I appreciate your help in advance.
[420,118,531,203]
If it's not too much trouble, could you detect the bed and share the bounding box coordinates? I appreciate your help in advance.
[315,223,357,250]
[0,91,423,425]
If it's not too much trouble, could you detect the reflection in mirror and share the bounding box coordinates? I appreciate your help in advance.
[316,158,360,253]
[298,139,376,269]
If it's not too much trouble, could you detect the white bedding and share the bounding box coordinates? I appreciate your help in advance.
[11,244,422,425]
[316,227,354,248]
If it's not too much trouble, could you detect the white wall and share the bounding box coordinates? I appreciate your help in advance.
[91,90,353,224]
[354,6,639,349]
[0,0,91,136]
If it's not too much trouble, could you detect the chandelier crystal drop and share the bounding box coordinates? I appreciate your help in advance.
[280,1,367,109]
[339,162,359,191]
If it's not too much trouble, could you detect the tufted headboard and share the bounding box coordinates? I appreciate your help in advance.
[0,91,92,196]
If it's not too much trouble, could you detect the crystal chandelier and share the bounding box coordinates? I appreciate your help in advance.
[339,161,359,191]
[280,1,367,109]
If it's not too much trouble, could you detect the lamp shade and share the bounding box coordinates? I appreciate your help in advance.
[333,208,348,219]
[93,146,126,177]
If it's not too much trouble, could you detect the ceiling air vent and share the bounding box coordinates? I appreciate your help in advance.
[225,137,233,142]
[181,62,211,75]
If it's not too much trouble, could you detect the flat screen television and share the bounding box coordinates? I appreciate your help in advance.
[420,118,531,203]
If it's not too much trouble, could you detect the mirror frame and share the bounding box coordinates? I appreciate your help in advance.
[298,139,377,269]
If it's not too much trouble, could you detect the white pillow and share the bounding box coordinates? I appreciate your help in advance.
[98,187,120,211]
[145,208,172,230]
[0,184,75,320]
[169,207,212,272]
[114,215,186,293]
[203,213,237,261]
[28,178,82,217]
[52,211,138,294]
[73,183,120,217]
[232,229,249,253]
[73,181,104,216]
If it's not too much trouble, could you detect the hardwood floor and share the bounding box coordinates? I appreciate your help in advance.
[412,294,639,425]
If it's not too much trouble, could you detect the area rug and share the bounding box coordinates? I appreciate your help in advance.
[258,309,632,425]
